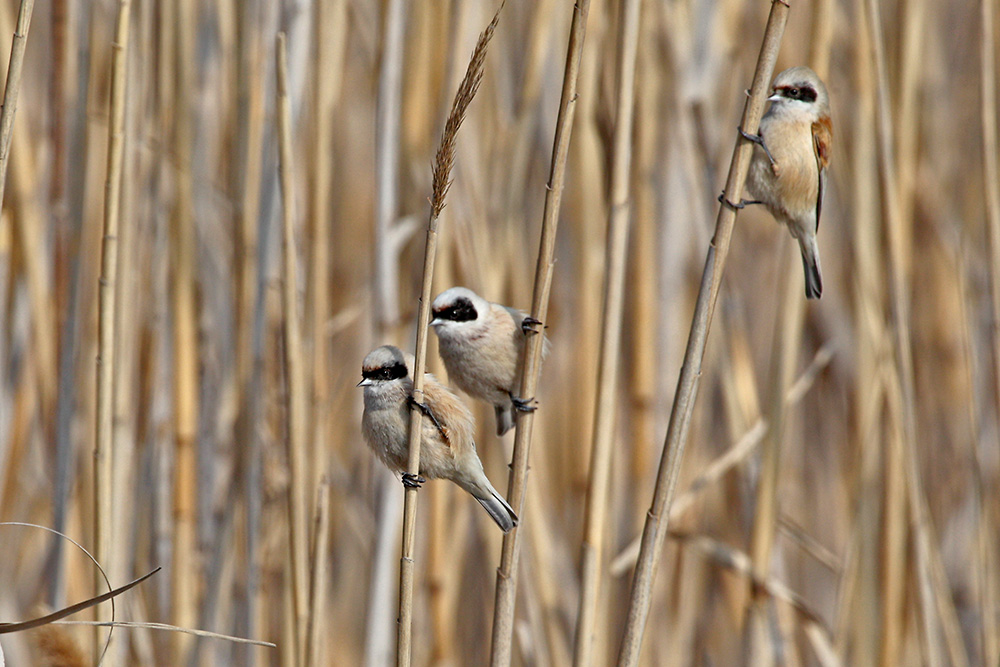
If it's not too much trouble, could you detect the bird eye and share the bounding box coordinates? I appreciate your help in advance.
[788,87,800,98]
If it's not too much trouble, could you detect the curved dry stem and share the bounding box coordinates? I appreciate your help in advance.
[615,3,790,664]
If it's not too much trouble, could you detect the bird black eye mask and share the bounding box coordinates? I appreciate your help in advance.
[433,298,478,323]
[362,361,408,382]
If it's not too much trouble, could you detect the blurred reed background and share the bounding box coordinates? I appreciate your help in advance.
[0,0,997,665]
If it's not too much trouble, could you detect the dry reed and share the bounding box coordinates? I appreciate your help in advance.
[398,6,502,665]
[617,2,790,663]
[0,1,996,665]
[572,0,642,663]
[489,1,592,664]
[275,31,309,666]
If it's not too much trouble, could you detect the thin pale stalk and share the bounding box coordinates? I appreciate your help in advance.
[170,0,199,658]
[864,0,945,664]
[572,0,642,663]
[276,31,311,666]
[398,8,502,665]
[0,0,35,211]
[374,0,406,330]
[94,0,131,659]
[489,2,591,664]
[616,4,789,664]
[981,0,1000,663]
[743,240,805,667]
[306,478,331,667]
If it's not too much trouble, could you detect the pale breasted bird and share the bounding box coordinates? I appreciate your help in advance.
[740,66,832,299]
[359,344,518,532]
[430,287,545,436]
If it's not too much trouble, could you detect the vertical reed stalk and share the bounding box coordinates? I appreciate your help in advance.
[572,0,642,663]
[0,0,35,210]
[94,0,131,660]
[616,4,789,663]
[306,477,331,667]
[170,0,199,657]
[864,0,945,664]
[397,7,502,665]
[233,3,265,664]
[980,0,1000,661]
[983,0,1000,490]
[489,2,591,664]
[276,31,311,666]
[742,240,804,667]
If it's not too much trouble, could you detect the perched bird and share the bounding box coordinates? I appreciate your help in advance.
[358,345,518,532]
[740,65,832,299]
[430,287,544,436]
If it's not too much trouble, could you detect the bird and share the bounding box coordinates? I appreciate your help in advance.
[738,65,832,299]
[430,287,545,436]
[358,344,518,532]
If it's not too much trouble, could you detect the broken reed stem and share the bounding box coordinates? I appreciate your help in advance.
[572,0,642,664]
[489,1,591,665]
[94,0,131,659]
[616,3,789,664]
[0,0,36,210]
[276,31,310,667]
[397,7,502,666]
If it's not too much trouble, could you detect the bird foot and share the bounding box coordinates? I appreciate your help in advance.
[521,316,543,336]
[718,191,761,211]
[738,126,776,166]
[401,473,426,489]
[510,395,537,413]
[407,395,445,435]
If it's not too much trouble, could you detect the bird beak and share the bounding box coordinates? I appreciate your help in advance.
[767,90,781,102]
[357,378,372,387]
[429,318,443,327]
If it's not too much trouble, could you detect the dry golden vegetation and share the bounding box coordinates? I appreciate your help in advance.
[0,0,997,665]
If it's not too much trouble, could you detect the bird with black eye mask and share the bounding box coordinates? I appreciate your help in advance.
[430,287,548,436]
[729,66,833,300]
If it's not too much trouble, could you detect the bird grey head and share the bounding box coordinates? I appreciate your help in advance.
[358,345,409,387]
[768,66,829,113]
[430,287,483,326]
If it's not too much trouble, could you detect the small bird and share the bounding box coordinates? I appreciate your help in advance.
[430,287,545,436]
[359,345,518,532]
[740,65,832,299]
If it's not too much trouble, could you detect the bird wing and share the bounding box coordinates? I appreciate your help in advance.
[812,117,833,231]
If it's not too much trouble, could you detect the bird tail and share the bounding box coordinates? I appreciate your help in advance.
[799,237,823,299]
[495,404,515,436]
[462,475,518,533]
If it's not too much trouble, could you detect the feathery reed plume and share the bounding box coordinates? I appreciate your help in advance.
[94,0,131,659]
[572,0,642,663]
[616,3,789,664]
[397,5,504,665]
[276,31,310,666]
[489,1,591,664]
